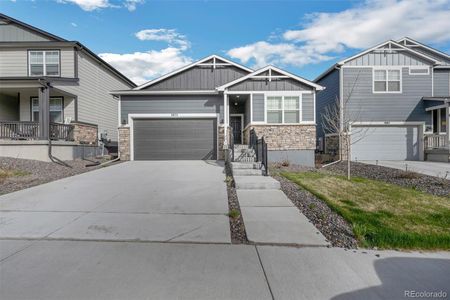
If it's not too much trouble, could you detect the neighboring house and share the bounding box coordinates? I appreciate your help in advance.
[112,55,323,166]
[315,37,450,162]
[0,13,135,161]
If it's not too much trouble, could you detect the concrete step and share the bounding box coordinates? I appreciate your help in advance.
[234,176,280,190]
[237,189,294,207]
[234,156,256,163]
[231,162,262,170]
[233,168,264,176]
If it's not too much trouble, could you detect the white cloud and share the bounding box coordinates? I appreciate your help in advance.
[123,0,144,11]
[228,0,450,68]
[57,0,113,11]
[135,29,190,50]
[71,22,78,27]
[99,28,192,85]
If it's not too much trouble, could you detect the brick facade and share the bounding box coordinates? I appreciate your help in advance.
[118,126,130,160]
[244,125,316,150]
[72,122,98,145]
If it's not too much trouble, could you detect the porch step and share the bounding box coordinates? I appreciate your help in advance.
[231,162,262,170]
[234,176,280,190]
[233,168,264,176]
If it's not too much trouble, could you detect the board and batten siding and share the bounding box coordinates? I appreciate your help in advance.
[0,24,51,42]
[343,67,432,125]
[345,50,431,66]
[229,78,312,91]
[56,51,131,141]
[0,47,75,77]
[120,95,224,124]
[433,69,450,96]
[315,69,340,139]
[143,65,249,91]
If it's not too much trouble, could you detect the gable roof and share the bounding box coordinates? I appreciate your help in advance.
[217,65,324,91]
[0,13,67,42]
[397,37,450,62]
[133,54,253,90]
[314,39,439,82]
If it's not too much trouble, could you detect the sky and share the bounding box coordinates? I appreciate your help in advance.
[2,0,450,85]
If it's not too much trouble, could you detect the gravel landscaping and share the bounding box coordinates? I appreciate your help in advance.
[326,161,450,197]
[272,171,358,249]
[0,157,120,196]
[225,162,248,244]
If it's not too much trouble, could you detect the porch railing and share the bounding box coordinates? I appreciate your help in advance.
[424,134,449,150]
[249,129,269,176]
[0,121,74,141]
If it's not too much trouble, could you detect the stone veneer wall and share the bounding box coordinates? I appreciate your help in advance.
[244,125,316,150]
[72,122,98,145]
[118,126,130,160]
[325,134,349,160]
[218,125,230,160]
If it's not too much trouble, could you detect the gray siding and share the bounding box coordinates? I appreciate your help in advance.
[144,65,249,91]
[0,94,19,120]
[252,93,264,122]
[345,51,431,66]
[343,67,432,125]
[244,98,251,127]
[413,47,450,65]
[302,93,314,122]
[229,78,312,91]
[315,69,340,139]
[120,95,224,124]
[433,69,450,96]
[0,24,51,42]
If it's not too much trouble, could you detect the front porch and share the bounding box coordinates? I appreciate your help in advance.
[423,97,450,162]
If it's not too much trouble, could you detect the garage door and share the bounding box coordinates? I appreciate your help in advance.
[351,126,420,161]
[133,118,217,160]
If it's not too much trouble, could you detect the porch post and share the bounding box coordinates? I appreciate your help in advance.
[223,92,228,148]
[38,86,50,140]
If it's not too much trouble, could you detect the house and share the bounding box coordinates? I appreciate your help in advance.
[112,55,324,167]
[315,37,450,162]
[0,13,136,161]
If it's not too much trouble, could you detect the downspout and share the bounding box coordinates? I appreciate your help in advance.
[38,79,72,168]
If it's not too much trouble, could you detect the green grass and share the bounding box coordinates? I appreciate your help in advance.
[227,209,240,219]
[282,171,450,250]
[0,168,29,181]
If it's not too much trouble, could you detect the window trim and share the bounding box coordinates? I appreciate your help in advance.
[372,67,402,94]
[408,66,430,75]
[265,95,302,124]
[28,49,61,77]
[30,96,64,123]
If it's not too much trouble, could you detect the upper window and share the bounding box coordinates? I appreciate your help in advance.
[373,69,401,93]
[267,96,300,124]
[28,50,60,77]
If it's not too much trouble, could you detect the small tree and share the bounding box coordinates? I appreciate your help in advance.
[322,72,368,180]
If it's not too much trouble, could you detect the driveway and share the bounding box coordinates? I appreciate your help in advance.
[0,161,230,243]
[360,160,450,178]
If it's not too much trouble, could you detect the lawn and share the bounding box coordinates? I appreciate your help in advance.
[281,171,450,250]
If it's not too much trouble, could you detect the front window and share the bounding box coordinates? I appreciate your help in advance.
[373,69,401,93]
[267,96,300,124]
[29,50,60,76]
[31,97,63,123]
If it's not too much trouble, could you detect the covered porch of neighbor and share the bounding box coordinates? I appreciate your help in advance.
[423,97,450,162]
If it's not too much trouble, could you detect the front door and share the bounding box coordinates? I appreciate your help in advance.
[230,116,242,144]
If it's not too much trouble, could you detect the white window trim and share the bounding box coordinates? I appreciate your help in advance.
[372,67,402,94]
[28,50,61,77]
[408,66,430,75]
[265,95,302,125]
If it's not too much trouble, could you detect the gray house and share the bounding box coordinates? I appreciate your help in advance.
[113,55,323,166]
[315,38,450,162]
[0,13,135,161]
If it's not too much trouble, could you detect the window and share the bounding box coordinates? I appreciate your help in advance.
[440,108,447,133]
[28,50,60,76]
[373,69,401,93]
[31,97,63,123]
[266,96,301,124]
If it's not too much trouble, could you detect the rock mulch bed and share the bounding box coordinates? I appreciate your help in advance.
[272,171,358,249]
[326,161,450,197]
[225,162,248,244]
[0,157,120,196]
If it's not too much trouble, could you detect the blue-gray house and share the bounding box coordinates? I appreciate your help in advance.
[315,38,450,162]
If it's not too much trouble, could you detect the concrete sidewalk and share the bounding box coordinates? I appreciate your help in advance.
[1,239,448,300]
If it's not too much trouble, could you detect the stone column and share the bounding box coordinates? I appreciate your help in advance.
[118,126,130,160]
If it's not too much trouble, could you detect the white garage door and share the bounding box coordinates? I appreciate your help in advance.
[351,126,420,161]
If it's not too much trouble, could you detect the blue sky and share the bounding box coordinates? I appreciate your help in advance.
[2,0,450,85]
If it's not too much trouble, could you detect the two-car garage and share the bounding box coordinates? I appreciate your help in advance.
[351,125,421,161]
[132,117,218,160]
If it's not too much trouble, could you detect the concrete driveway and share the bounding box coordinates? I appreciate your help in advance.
[0,161,230,243]
[360,160,450,178]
